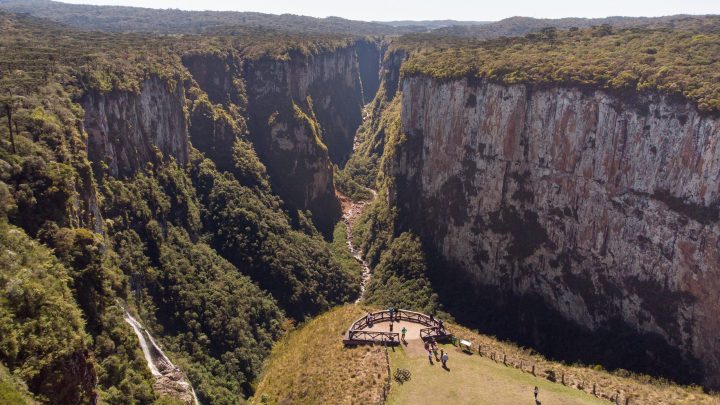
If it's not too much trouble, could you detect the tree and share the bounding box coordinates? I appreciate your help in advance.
[2,100,15,153]
[0,70,30,154]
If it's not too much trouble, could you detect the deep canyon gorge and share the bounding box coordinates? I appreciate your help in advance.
[1,1,719,403]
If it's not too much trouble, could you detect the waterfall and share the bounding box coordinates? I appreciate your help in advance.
[123,311,163,376]
[122,308,200,405]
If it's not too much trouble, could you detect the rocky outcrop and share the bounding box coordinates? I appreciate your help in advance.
[183,51,246,108]
[243,43,378,235]
[81,43,382,235]
[391,75,720,388]
[83,76,189,178]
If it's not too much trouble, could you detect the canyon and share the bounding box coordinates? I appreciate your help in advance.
[80,37,720,390]
[389,74,720,388]
[2,4,720,402]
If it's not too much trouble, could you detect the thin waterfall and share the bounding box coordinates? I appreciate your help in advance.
[122,307,200,405]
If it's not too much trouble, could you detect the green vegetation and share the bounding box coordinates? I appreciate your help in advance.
[401,20,720,111]
[154,227,284,402]
[0,364,36,405]
[364,233,441,315]
[334,164,374,201]
[0,0,408,35]
[337,67,403,196]
[330,222,363,295]
[0,221,94,404]
[0,9,361,403]
[2,3,720,403]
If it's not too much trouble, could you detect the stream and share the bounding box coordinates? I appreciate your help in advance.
[340,189,377,303]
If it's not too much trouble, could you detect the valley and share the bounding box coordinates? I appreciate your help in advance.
[0,1,719,404]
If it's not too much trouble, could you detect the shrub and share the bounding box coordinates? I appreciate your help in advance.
[394,368,411,384]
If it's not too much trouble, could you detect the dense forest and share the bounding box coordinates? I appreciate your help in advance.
[2,0,720,402]
[0,10,362,404]
[0,0,413,35]
[401,17,720,111]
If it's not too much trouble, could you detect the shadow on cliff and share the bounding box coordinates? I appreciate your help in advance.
[425,252,706,389]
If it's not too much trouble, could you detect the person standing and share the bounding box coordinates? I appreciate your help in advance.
[428,349,434,365]
[441,352,449,368]
[534,386,539,401]
[401,326,407,341]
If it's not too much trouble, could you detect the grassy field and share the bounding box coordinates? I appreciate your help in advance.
[251,305,386,405]
[252,305,720,405]
[444,323,719,405]
[388,340,606,405]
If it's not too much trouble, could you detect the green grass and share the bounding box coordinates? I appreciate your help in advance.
[388,342,607,405]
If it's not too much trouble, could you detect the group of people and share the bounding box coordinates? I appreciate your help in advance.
[425,337,449,369]
[365,307,404,327]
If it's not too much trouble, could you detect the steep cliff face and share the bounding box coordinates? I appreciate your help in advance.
[355,39,383,104]
[243,43,376,235]
[392,75,720,387]
[182,52,246,108]
[83,76,189,178]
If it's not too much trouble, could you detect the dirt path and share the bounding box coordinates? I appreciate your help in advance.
[337,189,377,303]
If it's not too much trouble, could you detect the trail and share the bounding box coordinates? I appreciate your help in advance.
[123,308,200,404]
[338,189,377,303]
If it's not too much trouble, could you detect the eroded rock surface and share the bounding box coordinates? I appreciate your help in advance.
[391,75,720,387]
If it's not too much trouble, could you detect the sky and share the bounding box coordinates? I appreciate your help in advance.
[61,0,720,22]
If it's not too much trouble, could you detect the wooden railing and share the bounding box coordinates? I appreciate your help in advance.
[348,330,400,344]
[420,326,451,341]
[345,309,447,346]
[350,309,440,332]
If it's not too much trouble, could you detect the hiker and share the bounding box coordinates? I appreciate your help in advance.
[438,319,444,331]
[534,386,539,400]
[441,351,449,368]
[388,307,395,320]
[389,322,394,332]
[366,312,373,327]
[433,345,439,361]
[401,326,407,341]
[428,349,434,364]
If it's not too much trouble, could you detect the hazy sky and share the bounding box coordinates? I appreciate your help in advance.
[61,0,720,22]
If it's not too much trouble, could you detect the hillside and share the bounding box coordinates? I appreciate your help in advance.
[0,0,411,35]
[252,305,719,404]
[431,14,711,38]
[0,9,370,403]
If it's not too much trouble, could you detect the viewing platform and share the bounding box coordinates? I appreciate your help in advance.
[343,309,451,346]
